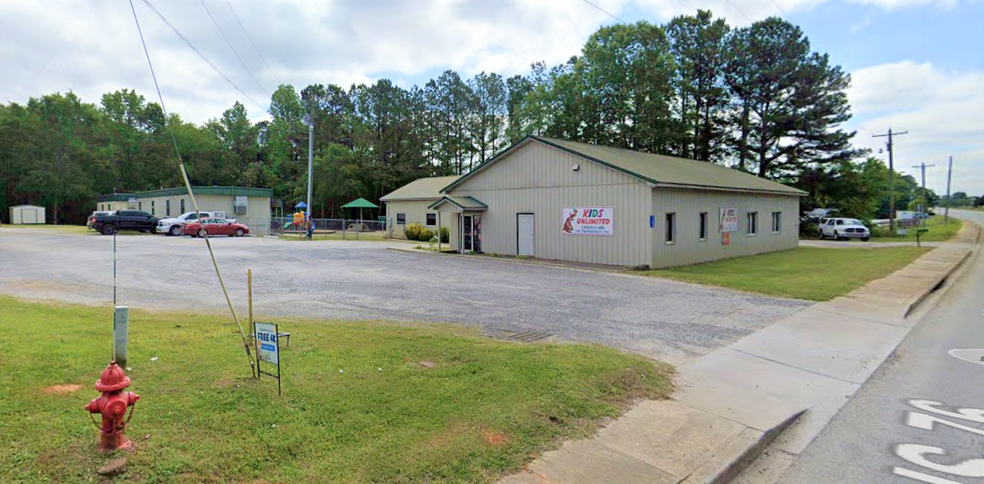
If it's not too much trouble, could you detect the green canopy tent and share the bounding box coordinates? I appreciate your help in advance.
[340,198,379,232]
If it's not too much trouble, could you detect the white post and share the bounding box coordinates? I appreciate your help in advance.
[437,212,442,252]
[114,306,129,366]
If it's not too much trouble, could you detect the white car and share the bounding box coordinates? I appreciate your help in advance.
[156,211,236,236]
[819,218,871,241]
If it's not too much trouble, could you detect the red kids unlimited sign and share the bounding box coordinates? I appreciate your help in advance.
[562,207,614,236]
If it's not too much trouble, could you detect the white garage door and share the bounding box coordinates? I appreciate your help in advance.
[517,213,534,256]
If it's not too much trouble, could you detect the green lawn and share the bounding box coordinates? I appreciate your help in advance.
[639,246,931,301]
[0,296,672,483]
[872,216,962,242]
[0,224,92,234]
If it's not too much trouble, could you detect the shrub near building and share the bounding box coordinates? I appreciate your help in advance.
[403,223,434,242]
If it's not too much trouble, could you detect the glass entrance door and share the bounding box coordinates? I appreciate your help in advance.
[463,215,473,252]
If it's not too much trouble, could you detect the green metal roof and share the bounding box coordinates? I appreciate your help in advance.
[443,137,806,196]
[427,196,488,211]
[341,198,379,209]
[380,176,461,201]
[98,186,273,202]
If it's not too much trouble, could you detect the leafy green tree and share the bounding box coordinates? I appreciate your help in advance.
[724,18,862,177]
[667,11,729,161]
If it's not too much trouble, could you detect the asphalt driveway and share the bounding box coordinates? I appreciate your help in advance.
[0,228,808,364]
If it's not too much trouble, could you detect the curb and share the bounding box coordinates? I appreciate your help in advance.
[901,250,972,318]
[684,409,807,484]
[901,220,981,317]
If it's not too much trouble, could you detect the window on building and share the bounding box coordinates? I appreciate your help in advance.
[138,201,142,211]
[180,198,186,214]
[699,212,708,240]
[747,212,758,235]
[166,200,171,216]
[772,212,781,233]
[151,200,155,216]
[397,213,406,225]
[665,213,676,244]
[426,213,437,226]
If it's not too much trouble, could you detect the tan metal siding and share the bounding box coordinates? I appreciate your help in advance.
[650,188,799,268]
[449,141,652,266]
[384,200,439,239]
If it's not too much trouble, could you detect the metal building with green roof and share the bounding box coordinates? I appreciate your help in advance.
[420,136,805,268]
[96,186,273,235]
[380,175,459,238]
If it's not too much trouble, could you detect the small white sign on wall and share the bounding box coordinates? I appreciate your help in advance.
[562,207,614,236]
[720,208,739,233]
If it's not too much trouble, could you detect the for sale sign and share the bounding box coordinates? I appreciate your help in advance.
[720,208,739,233]
[255,323,279,365]
[562,207,614,236]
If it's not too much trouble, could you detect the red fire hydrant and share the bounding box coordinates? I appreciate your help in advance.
[85,361,139,452]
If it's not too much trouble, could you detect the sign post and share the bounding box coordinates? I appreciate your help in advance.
[113,306,129,367]
[254,322,282,395]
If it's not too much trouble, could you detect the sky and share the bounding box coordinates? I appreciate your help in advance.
[0,0,981,196]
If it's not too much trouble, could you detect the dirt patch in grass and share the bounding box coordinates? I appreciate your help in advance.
[481,427,509,446]
[43,383,82,394]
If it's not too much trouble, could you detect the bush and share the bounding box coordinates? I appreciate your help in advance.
[440,226,449,243]
[403,223,434,242]
[799,220,819,238]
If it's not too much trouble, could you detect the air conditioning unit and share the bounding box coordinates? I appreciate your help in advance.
[234,196,248,214]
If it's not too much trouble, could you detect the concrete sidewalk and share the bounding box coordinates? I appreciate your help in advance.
[497,221,979,484]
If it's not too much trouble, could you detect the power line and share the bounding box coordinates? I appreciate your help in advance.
[579,0,627,24]
[222,0,284,86]
[722,0,753,23]
[128,0,257,379]
[770,0,789,17]
[138,0,266,111]
[198,0,270,99]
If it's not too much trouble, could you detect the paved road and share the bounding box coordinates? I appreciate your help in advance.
[0,228,806,364]
[769,210,984,484]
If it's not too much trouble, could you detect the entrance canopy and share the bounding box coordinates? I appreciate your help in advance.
[341,198,379,209]
[427,196,487,212]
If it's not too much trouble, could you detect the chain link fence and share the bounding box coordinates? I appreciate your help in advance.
[270,217,388,239]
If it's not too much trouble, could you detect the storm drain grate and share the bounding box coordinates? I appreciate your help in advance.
[501,329,553,343]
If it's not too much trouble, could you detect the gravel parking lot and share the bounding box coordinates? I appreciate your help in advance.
[0,227,808,364]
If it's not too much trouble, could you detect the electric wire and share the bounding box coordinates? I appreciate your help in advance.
[138,0,266,112]
[579,0,627,23]
[128,0,257,378]
[722,0,753,23]
[198,0,271,99]
[222,0,284,86]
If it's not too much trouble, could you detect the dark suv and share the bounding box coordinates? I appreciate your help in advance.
[93,210,159,235]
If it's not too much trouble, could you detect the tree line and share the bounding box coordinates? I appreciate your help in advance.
[0,11,946,225]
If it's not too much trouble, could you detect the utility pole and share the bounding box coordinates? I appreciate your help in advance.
[873,129,908,233]
[912,162,936,224]
[944,156,953,225]
[302,114,314,230]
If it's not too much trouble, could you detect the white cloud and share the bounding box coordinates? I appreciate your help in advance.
[847,61,984,196]
[0,0,614,124]
[0,1,980,194]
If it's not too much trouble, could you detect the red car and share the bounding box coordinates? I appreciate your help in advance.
[182,218,250,237]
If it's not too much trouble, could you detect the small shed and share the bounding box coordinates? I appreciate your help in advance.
[9,205,46,225]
